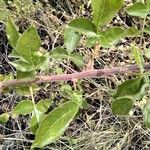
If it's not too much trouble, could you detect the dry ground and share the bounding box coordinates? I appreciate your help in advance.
[0,0,150,149]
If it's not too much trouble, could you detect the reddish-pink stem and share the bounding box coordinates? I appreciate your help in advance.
[0,63,150,91]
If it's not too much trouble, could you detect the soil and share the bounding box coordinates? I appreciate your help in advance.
[0,0,150,150]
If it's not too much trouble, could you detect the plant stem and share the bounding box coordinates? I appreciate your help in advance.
[1,63,150,91]
[30,86,39,122]
[86,42,101,69]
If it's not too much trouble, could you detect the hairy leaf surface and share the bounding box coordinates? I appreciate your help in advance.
[68,18,97,37]
[50,47,68,59]
[70,53,84,68]
[15,26,41,61]
[91,0,123,28]
[99,27,125,48]
[13,100,34,115]
[127,3,148,18]
[113,78,145,98]
[32,101,79,148]
[6,17,20,48]
[112,98,133,115]
[64,28,81,54]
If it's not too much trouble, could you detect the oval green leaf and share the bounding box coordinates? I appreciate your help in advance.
[64,28,81,54]
[13,100,34,115]
[69,53,84,68]
[113,77,145,98]
[36,99,52,113]
[31,101,79,148]
[99,27,125,48]
[0,113,10,124]
[112,98,133,115]
[15,26,41,61]
[68,18,97,37]
[127,3,148,18]
[50,47,68,59]
[91,0,123,28]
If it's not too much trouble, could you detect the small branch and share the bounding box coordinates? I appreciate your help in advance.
[0,63,150,91]
[2,137,33,143]
[86,42,101,69]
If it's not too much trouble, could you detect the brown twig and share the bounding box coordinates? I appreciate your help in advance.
[0,63,150,91]
[86,42,101,69]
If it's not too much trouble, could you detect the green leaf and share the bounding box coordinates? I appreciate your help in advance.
[11,52,48,72]
[68,18,97,37]
[32,52,49,70]
[125,27,141,37]
[144,27,150,35]
[15,85,39,96]
[13,100,34,115]
[146,0,150,9]
[0,113,10,124]
[29,115,39,134]
[9,49,20,58]
[91,0,123,28]
[143,101,150,128]
[29,110,46,134]
[31,101,79,148]
[9,26,48,72]
[99,27,125,48]
[64,28,81,54]
[50,47,68,59]
[69,53,84,68]
[6,17,20,48]
[127,3,148,18]
[15,26,41,61]
[16,70,36,80]
[113,78,145,98]
[60,85,74,99]
[112,98,133,115]
[132,45,144,72]
[60,85,72,96]
[10,59,35,72]
[36,99,52,113]
[86,36,98,48]
[70,91,85,109]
